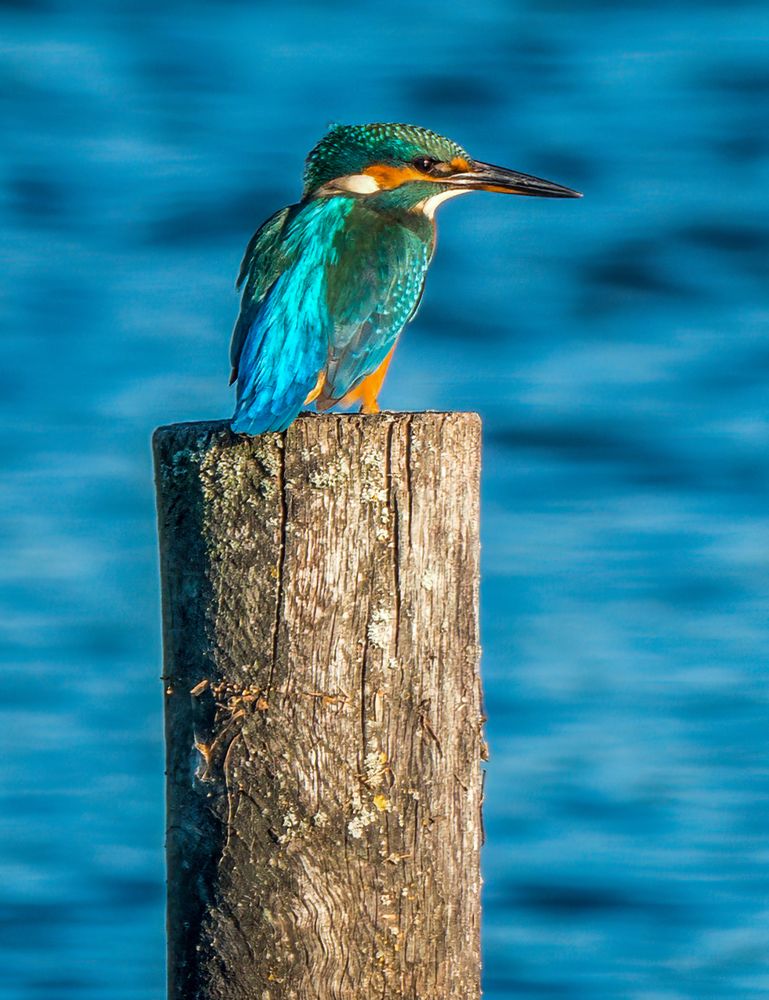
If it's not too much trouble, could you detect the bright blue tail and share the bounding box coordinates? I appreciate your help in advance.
[231,386,308,434]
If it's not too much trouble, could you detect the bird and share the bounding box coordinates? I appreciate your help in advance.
[229,122,581,434]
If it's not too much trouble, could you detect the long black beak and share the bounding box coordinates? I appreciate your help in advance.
[449,160,582,198]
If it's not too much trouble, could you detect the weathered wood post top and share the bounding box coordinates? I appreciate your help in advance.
[154,412,484,1000]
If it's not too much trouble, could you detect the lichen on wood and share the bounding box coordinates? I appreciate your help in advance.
[154,412,483,1000]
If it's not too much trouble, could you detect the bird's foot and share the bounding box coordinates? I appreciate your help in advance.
[360,400,381,415]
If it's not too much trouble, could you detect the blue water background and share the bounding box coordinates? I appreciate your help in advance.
[3,2,769,996]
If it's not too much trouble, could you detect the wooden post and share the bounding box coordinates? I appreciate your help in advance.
[153,413,483,1000]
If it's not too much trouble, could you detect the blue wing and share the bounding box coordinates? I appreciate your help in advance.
[231,198,433,434]
[231,198,353,434]
[229,206,292,385]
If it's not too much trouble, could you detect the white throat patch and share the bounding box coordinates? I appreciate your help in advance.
[417,188,469,219]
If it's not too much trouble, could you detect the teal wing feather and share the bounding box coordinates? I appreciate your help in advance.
[231,198,353,434]
[229,206,293,382]
[319,205,434,406]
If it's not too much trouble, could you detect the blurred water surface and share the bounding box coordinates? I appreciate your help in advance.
[3,1,769,997]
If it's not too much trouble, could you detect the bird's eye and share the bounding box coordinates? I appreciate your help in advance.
[412,156,438,173]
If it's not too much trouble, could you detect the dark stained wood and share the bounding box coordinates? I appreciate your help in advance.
[153,413,483,1000]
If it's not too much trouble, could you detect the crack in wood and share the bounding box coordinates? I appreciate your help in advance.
[267,437,287,696]
[385,419,402,660]
[359,598,371,756]
[404,414,414,549]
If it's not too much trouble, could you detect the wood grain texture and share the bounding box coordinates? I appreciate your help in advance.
[153,413,483,1000]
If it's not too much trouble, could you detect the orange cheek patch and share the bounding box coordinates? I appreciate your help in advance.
[362,158,473,189]
[363,164,424,189]
[363,163,442,189]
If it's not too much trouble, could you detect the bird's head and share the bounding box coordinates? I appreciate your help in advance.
[303,122,581,215]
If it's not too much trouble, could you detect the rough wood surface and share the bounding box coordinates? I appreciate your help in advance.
[153,413,483,1000]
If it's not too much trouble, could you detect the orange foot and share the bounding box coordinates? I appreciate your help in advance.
[340,345,396,415]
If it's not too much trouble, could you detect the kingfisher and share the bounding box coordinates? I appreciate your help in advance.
[230,122,581,434]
